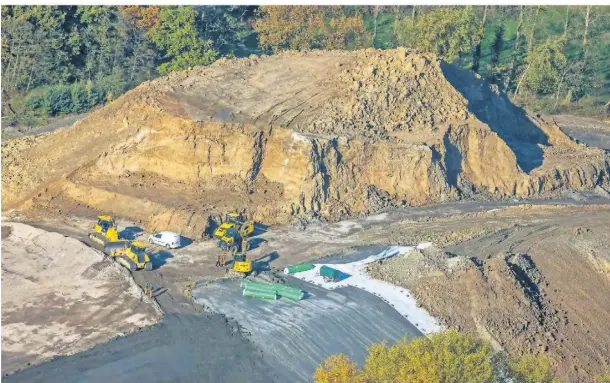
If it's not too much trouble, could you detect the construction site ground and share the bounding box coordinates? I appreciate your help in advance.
[2,50,610,383]
[3,193,610,382]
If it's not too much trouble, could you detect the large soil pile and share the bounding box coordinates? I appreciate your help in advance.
[3,49,609,237]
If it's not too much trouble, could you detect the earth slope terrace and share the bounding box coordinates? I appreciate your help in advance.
[3,49,609,237]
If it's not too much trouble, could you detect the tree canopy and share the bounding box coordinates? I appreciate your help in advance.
[394,6,480,63]
[254,6,370,51]
[313,330,560,383]
[2,5,609,127]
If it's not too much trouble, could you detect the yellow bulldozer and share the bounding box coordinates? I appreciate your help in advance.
[89,215,152,272]
[89,215,120,246]
[214,212,254,240]
[105,240,153,272]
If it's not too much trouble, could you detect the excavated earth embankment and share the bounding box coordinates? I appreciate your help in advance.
[3,49,609,237]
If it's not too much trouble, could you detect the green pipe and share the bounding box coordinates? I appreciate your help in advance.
[243,288,277,300]
[241,280,306,299]
[241,285,303,300]
[241,280,275,291]
[278,289,305,301]
[271,283,303,295]
[242,285,277,295]
[284,263,314,274]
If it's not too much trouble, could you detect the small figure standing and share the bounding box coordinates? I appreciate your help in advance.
[215,253,221,267]
[143,282,153,298]
[220,252,227,267]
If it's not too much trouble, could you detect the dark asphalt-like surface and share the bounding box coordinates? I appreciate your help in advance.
[2,314,277,383]
[193,276,422,383]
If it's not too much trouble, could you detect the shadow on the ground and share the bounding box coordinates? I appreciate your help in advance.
[440,61,548,173]
[179,236,193,248]
[151,250,174,270]
[333,270,351,282]
[442,130,463,189]
[252,251,279,272]
[251,223,269,237]
[248,237,268,250]
[120,226,144,240]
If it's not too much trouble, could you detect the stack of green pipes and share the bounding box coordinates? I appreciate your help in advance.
[240,279,305,301]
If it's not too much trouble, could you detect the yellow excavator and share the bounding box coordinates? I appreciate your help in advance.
[214,212,254,240]
[89,215,120,247]
[232,238,253,275]
[105,240,153,272]
[232,247,276,276]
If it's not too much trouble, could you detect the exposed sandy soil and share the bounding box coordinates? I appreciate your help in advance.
[368,205,610,382]
[1,222,161,375]
[3,200,610,382]
[2,48,610,383]
[2,50,609,239]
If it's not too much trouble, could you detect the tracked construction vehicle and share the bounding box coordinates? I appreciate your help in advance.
[89,215,120,246]
[105,240,153,272]
[213,212,254,240]
[89,215,152,272]
[217,227,251,255]
[232,249,253,275]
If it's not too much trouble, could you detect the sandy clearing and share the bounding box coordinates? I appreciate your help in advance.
[1,222,161,375]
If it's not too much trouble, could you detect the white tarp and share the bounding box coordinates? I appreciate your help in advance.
[291,244,443,335]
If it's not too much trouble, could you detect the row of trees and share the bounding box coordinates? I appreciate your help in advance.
[2,6,609,126]
[1,5,252,125]
[314,330,610,383]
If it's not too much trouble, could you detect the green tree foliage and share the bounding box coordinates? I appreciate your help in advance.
[254,6,371,52]
[147,6,217,74]
[487,24,506,84]
[509,354,556,383]
[393,6,480,63]
[313,330,561,383]
[2,5,247,125]
[314,330,502,383]
[519,38,567,95]
[196,6,255,56]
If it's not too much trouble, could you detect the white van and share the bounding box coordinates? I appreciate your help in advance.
[148,231,181,249]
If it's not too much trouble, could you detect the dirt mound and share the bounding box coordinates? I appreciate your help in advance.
[368,207,610,382]
[1,222,161,375]
[3,50,609,237]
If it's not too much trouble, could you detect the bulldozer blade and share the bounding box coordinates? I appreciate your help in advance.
[116,255,137,272]
[104,241,130,255]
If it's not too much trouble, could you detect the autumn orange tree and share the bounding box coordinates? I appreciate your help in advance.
[314,330,558,383]
[254,6,371,51]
